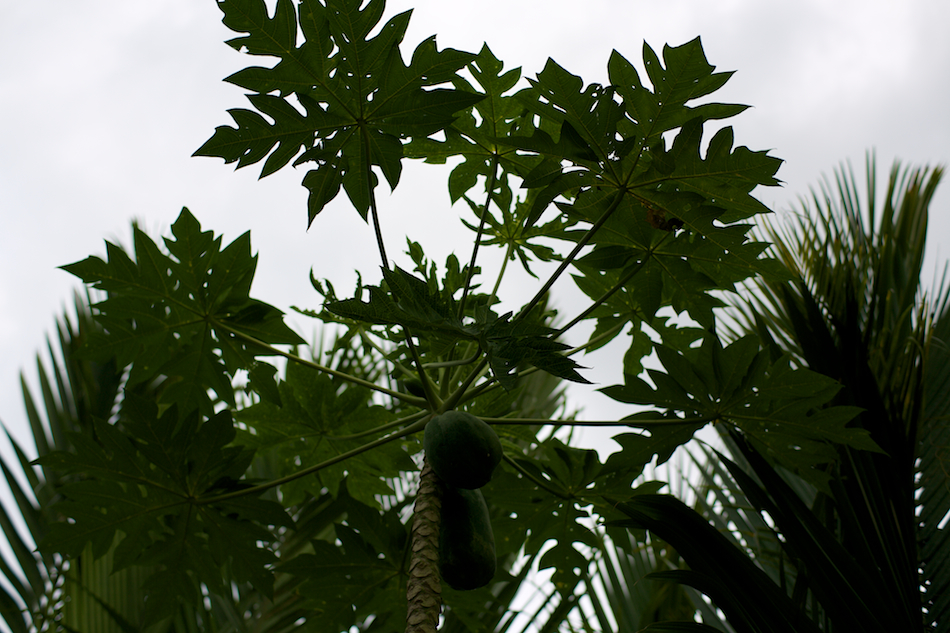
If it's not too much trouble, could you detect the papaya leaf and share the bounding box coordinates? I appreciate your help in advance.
[521,57,624,166]
[480,313,590,390]
[602,415,706,475]
[280,530,405,631]
[610,40,748,142]
[405,44,544,199]
[35,399,291,617]
[488,445,600,593]
[234,362,417,508]
[602,332,878,489]
[196,0,482,223]
[325,265,478,353]
[478,38,784,339]
[61,208,303,416]
[459,186,575,279]
[278,488,408,632]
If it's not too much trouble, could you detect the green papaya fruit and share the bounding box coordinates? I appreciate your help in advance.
[400,375,426,398]
[439,486,496,590]
[424,411,502,489]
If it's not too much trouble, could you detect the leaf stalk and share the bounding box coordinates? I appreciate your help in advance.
[218,322,427,406]
[197,416,430,505]
[515,189,628,322]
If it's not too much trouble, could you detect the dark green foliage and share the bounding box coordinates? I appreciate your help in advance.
[35,399,292,622]
[0,297,130,632]
[276,485,412,631]
[324,265,591,388]
[605,157,949,633]
[60,208,303,416]
[234,358,418,508]
[195,0,482,223]
[479,311,592,390]
[721,158,949,631]
[424,411,502,489]
[326,265,475,346]
[439,487,496,590]
[612,493,823,633]
[601,331,878,490]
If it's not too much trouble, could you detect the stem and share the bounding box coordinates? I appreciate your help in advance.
[447,238,510,390]
[196,417,430,505]
[218,323,427,407]
[487,241,514,311]
[454,375,500,406]
[455,321,628,407]
[448,237,510,392]
[372,200,389,270]
[445,341,480,399]
[515,189,627,322]
[480,415,716,427]
[359,329,398,364]
[405,458,443,633]
[359,330,417,397]
[443,357,490,412]
[502,453,570,499]
[555,234,667,337]
[362,126,389,270]
[406,334,442,408]
[565,321,626,356]
[423,352,480,369]
[458,155,501,320]
[351,145,438,409]
[358,129,443,414]
[331,409,429,440]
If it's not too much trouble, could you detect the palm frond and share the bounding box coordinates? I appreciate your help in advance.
[0,292,130,631]
[919,272,950,628]
[709,153,946,630]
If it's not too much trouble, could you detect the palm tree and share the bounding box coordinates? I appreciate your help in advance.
[729,152,947,629]
[600,154,948,632]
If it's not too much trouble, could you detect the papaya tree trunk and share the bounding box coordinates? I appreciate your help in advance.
[406,458,443,632]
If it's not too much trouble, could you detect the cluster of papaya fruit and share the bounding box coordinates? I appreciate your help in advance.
[423,410,502,590]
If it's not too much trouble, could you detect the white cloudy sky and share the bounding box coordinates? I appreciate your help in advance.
[2,0,949,463]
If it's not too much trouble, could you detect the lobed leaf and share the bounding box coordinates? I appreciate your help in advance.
[36,401,291,615]
[199,0,481,223]
[62,208,303,416]
[602,332,877,489]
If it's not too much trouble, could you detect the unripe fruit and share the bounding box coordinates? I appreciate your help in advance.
[401,376,426,398]
[439,486,495,590]
[424,411,502,489]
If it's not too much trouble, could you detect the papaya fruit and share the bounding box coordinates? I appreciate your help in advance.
[400,375,426,398]
[424,411,502,489]
[439,486,496,590]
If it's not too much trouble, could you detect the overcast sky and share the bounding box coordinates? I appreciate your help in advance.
[2,0,949,465]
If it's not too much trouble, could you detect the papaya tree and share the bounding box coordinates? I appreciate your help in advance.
[27,0,880,631]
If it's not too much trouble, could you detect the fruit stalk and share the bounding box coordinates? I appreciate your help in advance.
[406,458,443,633]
